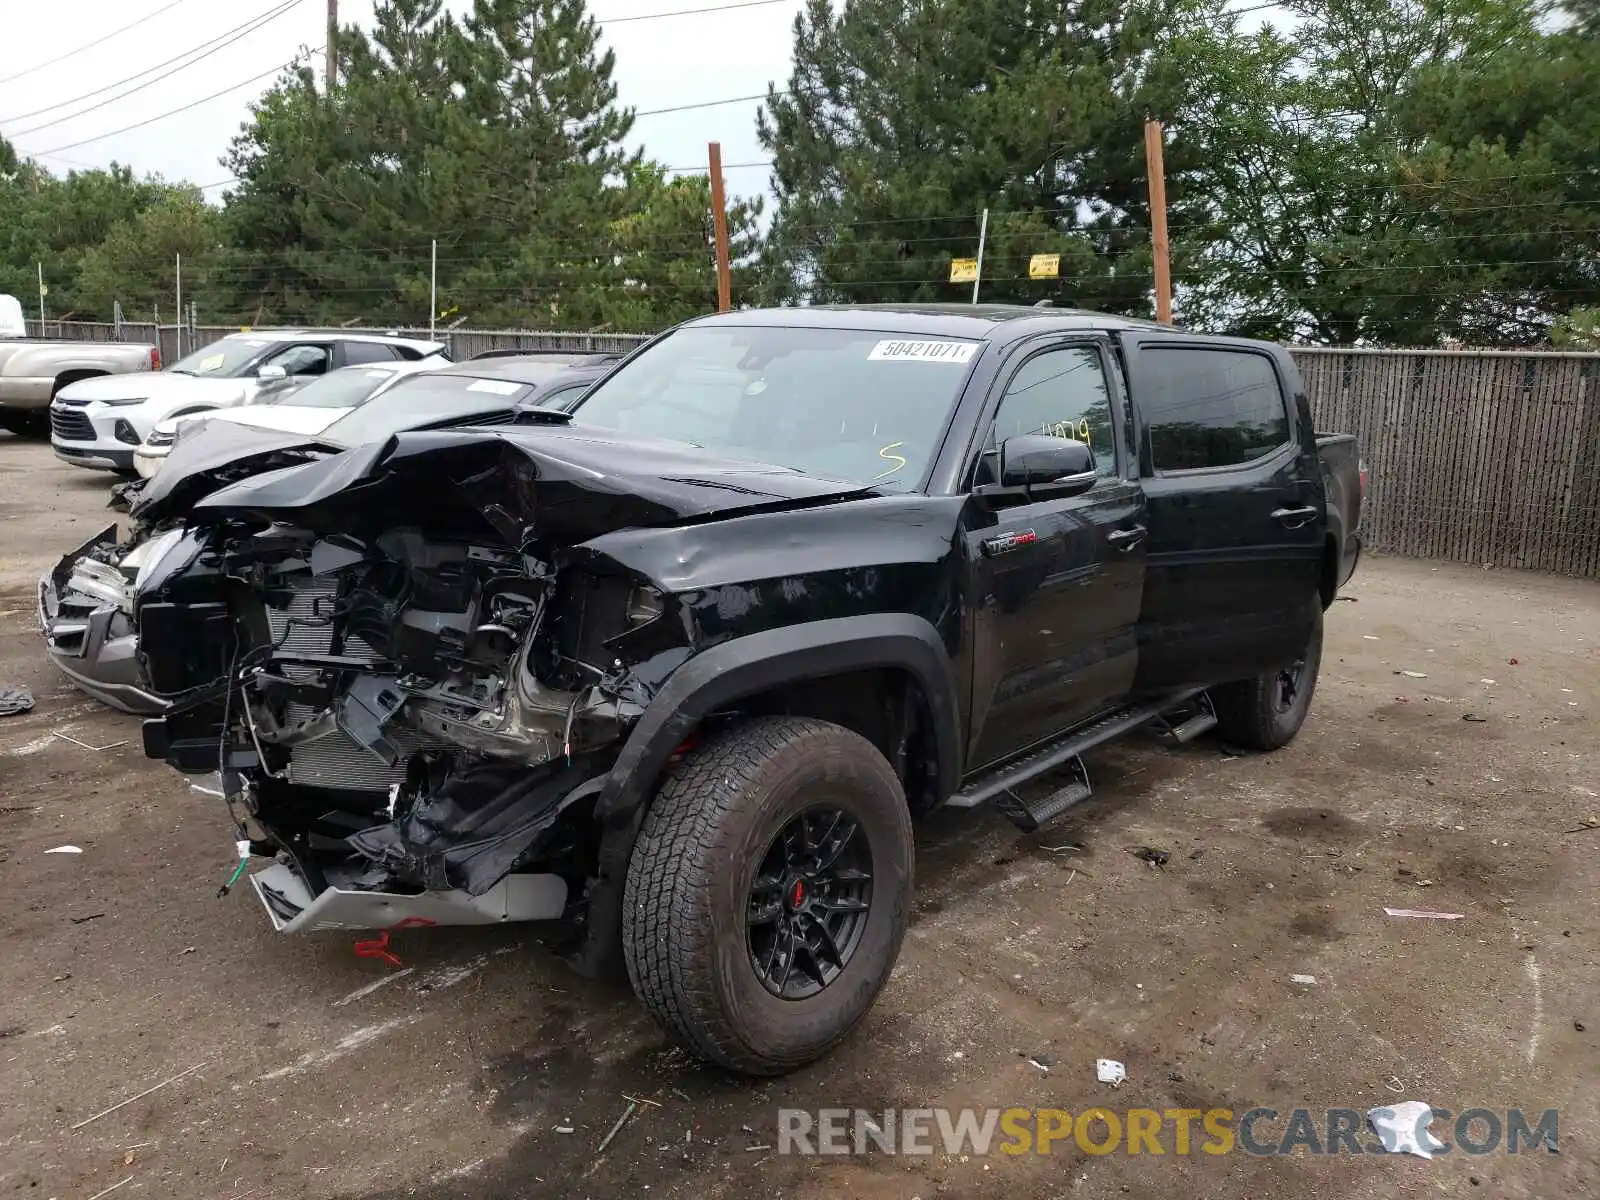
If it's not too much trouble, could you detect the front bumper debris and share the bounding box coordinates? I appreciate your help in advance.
[249,861,569,933]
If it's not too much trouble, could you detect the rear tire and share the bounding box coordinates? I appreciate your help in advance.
[623,716,913,1075]
[0,411,48,438]
[1212,605,1324,751]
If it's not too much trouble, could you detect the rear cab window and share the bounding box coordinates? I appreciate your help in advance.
[1138,347,1292,472]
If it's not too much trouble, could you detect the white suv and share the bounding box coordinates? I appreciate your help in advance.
[49,331,447,473]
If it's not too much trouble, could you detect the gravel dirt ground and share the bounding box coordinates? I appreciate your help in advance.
[0,433,1595,1200]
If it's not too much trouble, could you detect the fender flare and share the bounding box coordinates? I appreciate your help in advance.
[571,613,960,979]
[596,612,961,822]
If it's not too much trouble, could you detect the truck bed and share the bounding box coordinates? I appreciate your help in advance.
[1316,432,1364,591]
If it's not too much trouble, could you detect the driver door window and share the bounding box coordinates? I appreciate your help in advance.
[263,343,330,377]
[978,345,1116,485]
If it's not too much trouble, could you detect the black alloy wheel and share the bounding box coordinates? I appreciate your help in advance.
[1273,659,1308,715]
[622,716,914,1075]
[746,806,873,1000]
[1211,603,1325,751]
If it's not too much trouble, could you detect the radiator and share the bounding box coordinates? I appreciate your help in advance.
[265,580,448,793]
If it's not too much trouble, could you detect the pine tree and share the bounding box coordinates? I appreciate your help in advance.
[757,0,1217,313]
[1174,0,1551,343]
[219,0,734,330]
[1386,0,1598,343]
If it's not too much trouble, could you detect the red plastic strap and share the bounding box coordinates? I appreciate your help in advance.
[351,917,437,968]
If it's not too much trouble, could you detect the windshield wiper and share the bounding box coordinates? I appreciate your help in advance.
[511,406,574,423]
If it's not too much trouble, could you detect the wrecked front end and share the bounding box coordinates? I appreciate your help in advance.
[134,427,869,944]
[40,420,340,716]
[140,525,665,937]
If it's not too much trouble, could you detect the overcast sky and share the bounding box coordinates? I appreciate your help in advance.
[0,0,796,202]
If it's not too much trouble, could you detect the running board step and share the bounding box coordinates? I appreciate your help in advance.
[995,756,1092,833]
[945,688,1203,813]
[1154,691,1218,747]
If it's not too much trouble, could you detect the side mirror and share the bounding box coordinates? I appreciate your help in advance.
[989,434,1097,499]
[256,364,288,386]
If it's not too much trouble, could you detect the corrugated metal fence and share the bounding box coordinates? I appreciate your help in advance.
[23,321,1600,578]
[24,319,649,369]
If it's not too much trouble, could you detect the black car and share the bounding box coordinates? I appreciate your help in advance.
[124,305,1361,1075]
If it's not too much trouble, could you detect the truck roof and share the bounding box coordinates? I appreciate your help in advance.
[682,302,1170,342]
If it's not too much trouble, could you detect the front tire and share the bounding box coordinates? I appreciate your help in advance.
[1212,605,1324,751]
[622,716,913,1075]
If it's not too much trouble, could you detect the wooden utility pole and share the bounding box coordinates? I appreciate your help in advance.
[326,0,338,90]
[1143,118,1173,324]
[708,141,732,313]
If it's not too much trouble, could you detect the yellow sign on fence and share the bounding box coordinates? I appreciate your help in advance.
[1029,253,1061,280]
[949,258,979,284]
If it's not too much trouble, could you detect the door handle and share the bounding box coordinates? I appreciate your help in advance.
[1106,525,1146,550]
[1271,505,1319,527]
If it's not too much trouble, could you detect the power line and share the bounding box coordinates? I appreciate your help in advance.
[4,0,307,135]
[27,49,320,158]
[664,159,772,173]
[635,90,783,118]
[0,0,194,86]
[598,0,797,22]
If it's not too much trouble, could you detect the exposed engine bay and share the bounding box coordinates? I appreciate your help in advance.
[146,523,669,930]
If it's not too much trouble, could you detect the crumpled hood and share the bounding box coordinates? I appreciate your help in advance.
[129,418,325,523]
[58,372,247,406]
[193,423,876,543]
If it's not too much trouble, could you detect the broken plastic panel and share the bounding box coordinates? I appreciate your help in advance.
[249,861,568,932]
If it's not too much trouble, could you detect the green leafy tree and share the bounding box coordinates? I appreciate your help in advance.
[221,0,466,324]
[1174,0,1548,343]
[75,189,228,320]
[221,0,732,331]
[432,0,639,327]
[1385,0,1599,344]
[0,138,193,320]
[604,165,765,330]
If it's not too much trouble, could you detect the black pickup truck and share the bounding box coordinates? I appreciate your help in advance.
[130,304,1362,1075]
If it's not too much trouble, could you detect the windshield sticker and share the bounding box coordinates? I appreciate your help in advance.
[867,339,977,364]
[467,379,522,395]
[198,354,226,372]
